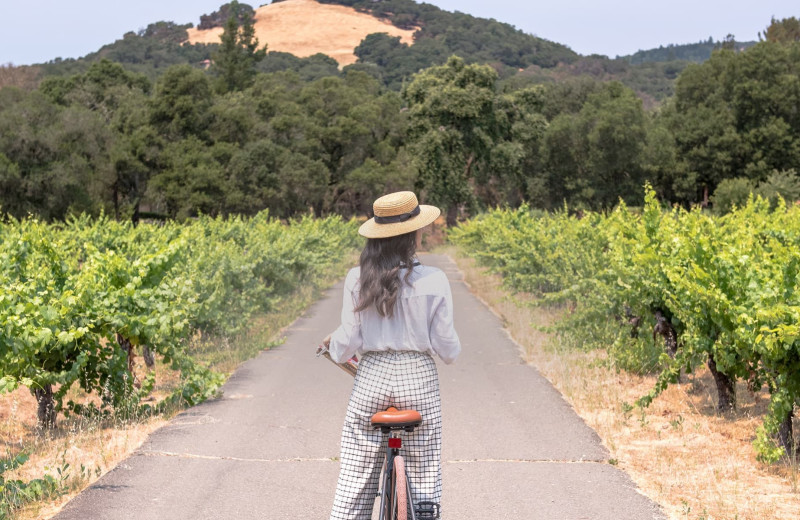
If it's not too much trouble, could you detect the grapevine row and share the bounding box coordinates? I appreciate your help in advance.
[451,187,800,462]
[0,212,359,426]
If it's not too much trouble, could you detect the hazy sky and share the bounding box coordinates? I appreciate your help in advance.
[1,0,797,65]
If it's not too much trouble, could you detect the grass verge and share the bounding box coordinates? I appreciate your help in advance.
[441,244,800,520]
[0,251,358,520]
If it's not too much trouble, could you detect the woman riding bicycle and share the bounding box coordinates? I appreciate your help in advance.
[321,191,461,519]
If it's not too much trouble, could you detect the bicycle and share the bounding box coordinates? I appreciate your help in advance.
[370,406,440,520]
[316,345,440,519]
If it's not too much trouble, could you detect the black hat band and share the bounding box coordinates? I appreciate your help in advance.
[374,205,421,224]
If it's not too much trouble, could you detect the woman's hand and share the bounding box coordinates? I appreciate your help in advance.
[316,334,332,355]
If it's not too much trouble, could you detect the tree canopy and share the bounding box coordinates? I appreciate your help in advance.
[2,7,800,222]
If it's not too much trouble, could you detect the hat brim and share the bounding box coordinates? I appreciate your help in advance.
[358,205,441,239]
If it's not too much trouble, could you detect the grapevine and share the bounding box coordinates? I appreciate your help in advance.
[452,187,800,461]
[0,212,359,426]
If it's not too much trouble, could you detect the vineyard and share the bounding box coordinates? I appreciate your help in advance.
[0,212,359,513]
[450,187,800,463]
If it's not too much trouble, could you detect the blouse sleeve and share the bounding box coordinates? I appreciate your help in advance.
[328,268,363,363]
[429,273,461,364]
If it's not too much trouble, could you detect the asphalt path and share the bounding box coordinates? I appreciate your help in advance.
[53,253,665,520]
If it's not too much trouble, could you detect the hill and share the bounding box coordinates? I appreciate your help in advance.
[186,0,416,66]
[28,0,579,83]
[2,0,742,102]
[619,37,757,64]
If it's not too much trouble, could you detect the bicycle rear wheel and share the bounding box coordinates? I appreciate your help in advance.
[394,455,408,520]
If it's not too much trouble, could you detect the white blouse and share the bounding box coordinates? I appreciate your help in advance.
[328,264,461,364]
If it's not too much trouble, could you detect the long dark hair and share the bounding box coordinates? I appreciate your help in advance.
[355,231,417,318]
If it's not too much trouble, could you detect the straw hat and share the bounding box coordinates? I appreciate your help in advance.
[358,191,441,239]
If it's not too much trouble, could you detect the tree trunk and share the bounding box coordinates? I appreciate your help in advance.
[117,333,141,388]
[707,353,736,412]
[778,406,795,456]
[446,205,458,227]
[652,309,678,358]
[620,305,641,338]
[132,200,140,227]
[113,180,120,221]
[143,345,155,369]
[34,385,56,429]
[463,152,475,179]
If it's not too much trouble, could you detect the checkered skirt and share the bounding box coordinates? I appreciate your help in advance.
[329,350,442,519]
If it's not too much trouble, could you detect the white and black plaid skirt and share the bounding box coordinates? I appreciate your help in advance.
[329,350,442,520]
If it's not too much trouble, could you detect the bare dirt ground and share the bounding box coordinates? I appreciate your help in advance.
[185,0,417,66]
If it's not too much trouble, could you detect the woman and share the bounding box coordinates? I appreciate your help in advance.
[321,191,461,519]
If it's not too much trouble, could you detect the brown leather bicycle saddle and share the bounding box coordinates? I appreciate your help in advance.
[370,407,423,429]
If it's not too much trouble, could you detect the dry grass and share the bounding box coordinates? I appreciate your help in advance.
[1,252,358,520]
[186,0,417,66]
[441,245,800,520]
[1,386,171,520]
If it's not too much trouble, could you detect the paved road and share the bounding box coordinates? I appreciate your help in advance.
[53,254,665,520]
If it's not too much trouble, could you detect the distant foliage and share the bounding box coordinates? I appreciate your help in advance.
[33,0,696,102]
[761,16,800,44]
[321,0,578,70]
[0,64,40,91]
[711,177,756,214]
[755,169,800,208]
[621,37,757,65]
[140,21,194,44]
[261,52,341,81]
[352,33,446,91]
[211,1,267,93]
[198,2,256,30]
[0,60,413,221]
[2,3,800,218]
[38,22,215,81]
[667,40,800,204]
[505,55,691,103]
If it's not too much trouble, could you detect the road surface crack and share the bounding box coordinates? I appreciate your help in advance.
[445,458,607,464]
[139,450,337,463]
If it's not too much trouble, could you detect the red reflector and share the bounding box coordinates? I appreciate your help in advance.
[388,437,402,449]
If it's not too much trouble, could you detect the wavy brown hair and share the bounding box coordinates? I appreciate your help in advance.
[355,231,418,318]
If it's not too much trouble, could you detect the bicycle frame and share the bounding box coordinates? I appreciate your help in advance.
[378,431,417,520]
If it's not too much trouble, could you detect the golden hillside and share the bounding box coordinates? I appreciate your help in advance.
[185,0,417,66]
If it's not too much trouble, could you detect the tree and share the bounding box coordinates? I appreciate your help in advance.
[149,65,214,141]
[224,139,329,217]
[211,1,267,93]
[711,177,756,214]
[760,16,800,44]
[36,61,155,221]
[403,57,551,221]
[199,2,256,30]
[0,64,40,91]
[146,137,231,219]
[403,56,500,226]
[641,108,686,203]
[755,168,800,206]
[110,92,163,222]
[541,82,648,209]
[0,152,23,215]
[668,41,800,203]
[485,87,547,207]
[0,90,111,219]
